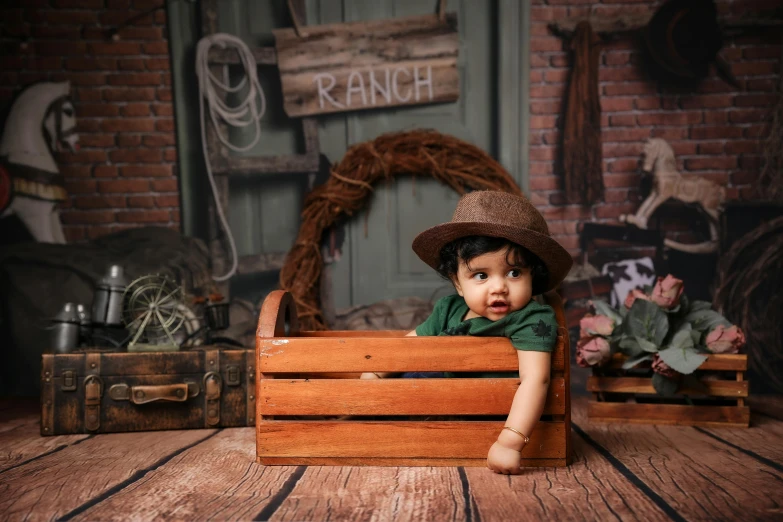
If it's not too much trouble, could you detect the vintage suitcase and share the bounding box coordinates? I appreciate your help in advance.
[41,346,255,435]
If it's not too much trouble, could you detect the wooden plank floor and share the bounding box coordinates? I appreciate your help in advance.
[1,396,782,521]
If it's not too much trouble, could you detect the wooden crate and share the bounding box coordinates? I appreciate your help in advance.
[255,290,572,467]
[588,353,750,428]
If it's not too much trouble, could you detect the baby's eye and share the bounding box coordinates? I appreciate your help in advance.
[507,269,521,278]
[472,272,488,281]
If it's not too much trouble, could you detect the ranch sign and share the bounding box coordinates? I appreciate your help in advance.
[273,13,460,118]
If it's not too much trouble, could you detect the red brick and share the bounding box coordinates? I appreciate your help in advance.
[729,109,768,123]
[99,179,150,193]
[541,206,592,221]
[601,97,634,112]
[603,173,640,189]
[603,52,631,66]
[529,147,555,161]
[63,228,87,242]
[604,189,632,203]
[638,112,703,126]
[531,6,568,20]
[65,180,97,194]
[59,150,107,163]
[603,82,657,96]
[529,176,559,191]
[603,143,643,158]
[541,131,559,146]
[155,195,179,207]
[734,93,778,107]
[120,165,172,177]
[77,103,120,118]
[739,156,762,170]
[73,195,127,209]
[110,149,162,163]
[732,61,778,76]
[531,101,561,116]
[103,88,156,102]
[151,179,177,191]
[101,119,156,132]
[603,128,651,143]
[680,94,733,109]
[725,141,760,154]
[88,42,142,56]
[156,88,173,102]
[141,134,175,147]
[118,59,146,71]
[600,68,644,82]
[690,126,743,140]
[107,0,132,8]
[703,111,728,124]
[53,0,104,7]
[746,78,777,91]
[529,70,544,84]
[697,142,725,155]
[120,103,151,117]
[685,157,737,171]
[744,124,771,138]
[74,88,103,102]
[163,149,177,162]
[32,26,81,39]
[608,158,639,173]
[116,210,170,223]
[76,120,102,133]
[134,0,166,8]
[60,165,92,178]
[669,142,698,156]
[118,135,143,147]
[66,57,118,71]
[550,55,569,68]
[530,55,548,68]
[608,114,636,127]
[731,170,759,185]
[113,27,163,40]
[650,128,688,141]
[151,104,173,117]
[108,73,162,86]
[127,195,156,208]
[94,165,119,178]
[155,119,174,132]
[544,69,569,83]
[530,37,564,52]
[142,41,169,55]
[530,116,558,130]
[61,210,116,225]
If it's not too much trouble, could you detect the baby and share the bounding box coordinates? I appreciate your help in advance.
[362,190,572,475]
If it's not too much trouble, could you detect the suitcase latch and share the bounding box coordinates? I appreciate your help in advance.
[204,372,222,427]
[62,369,77,391]
[226,365,240,386]
[84,375,103,432]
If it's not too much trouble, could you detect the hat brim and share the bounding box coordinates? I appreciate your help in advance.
[412,222,573,293]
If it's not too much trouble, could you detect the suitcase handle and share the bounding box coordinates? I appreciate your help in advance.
[109,382,199,404]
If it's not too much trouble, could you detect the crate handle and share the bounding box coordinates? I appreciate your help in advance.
[257,290,299,338]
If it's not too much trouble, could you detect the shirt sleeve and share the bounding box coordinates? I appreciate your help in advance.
[415,296,448,336]
[508,304,558,352]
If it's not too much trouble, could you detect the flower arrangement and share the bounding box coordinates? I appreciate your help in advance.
[576,274,747,395]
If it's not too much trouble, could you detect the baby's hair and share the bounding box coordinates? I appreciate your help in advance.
[436,235,549,295]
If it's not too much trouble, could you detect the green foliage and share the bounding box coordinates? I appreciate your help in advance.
[624,300,669,345]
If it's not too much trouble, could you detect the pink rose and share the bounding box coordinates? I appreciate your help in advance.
[651,274,684,309]
[579,313,615,338]
[624,288,652,309]
[652,354,678,378]
[705,325,746,354]
[575,336,611,368]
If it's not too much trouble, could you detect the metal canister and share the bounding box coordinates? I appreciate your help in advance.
[76,303,92,344]
[51,302,80,354]
[91,264,128,326]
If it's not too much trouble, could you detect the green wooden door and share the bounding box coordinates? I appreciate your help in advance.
[168,0,529,311]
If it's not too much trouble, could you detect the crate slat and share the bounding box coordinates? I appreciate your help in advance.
[256,420,565,459]
[587,376,748,398]
[259,336,565,373]
[604,353,747,371]
[588,402,750,428]
[257,457,567,467]
[260,377,567,416]
[297,330,408,337]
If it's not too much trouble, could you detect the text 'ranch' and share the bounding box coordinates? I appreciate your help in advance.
[314,65,435,110]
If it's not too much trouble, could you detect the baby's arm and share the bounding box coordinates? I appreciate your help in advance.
[486,350,551,474]
[360,330,417,379]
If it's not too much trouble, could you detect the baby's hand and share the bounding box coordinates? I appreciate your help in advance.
[360,372,380,379]
[487,441,523,475]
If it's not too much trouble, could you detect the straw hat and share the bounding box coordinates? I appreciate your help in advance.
[412,191,573,292]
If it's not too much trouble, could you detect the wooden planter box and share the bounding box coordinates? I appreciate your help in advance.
[255,290,572,467]
[588,353,750,428]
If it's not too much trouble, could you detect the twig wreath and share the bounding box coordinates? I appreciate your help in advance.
[279,129,523,330]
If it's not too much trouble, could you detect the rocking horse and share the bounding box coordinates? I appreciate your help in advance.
[0,81,79,243]
[620,138,725,254]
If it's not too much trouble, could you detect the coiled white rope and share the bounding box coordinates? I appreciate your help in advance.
[195,33,267,281]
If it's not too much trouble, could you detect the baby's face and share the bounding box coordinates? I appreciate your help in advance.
[452,248,533,322]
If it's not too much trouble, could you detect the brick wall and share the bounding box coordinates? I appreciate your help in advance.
[529,0,781,257]
[0,0,178,242]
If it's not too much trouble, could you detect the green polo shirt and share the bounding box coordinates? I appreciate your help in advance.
[415,294,558,352]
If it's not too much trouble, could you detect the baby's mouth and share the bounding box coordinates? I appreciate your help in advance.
[488,300,509,313]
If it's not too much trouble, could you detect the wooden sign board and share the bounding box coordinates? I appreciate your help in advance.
[273,13,459,118]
